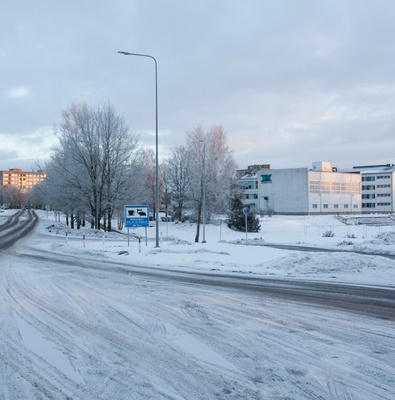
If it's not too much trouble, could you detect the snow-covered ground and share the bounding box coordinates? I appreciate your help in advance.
[1,210,394,399]
[32,210,395,286]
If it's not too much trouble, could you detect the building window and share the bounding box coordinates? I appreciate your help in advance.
[344,204,349,208]
[323,204,328,209]
[377,184,391,188]
[334,204,339,208]
[362,203,376,208]
[353,204,358,208]
[377,202,391,206]
[362,176,375,181]
[362,185,375,190]
[237,180,257,190]
[362,194,375,199]
[377,193,390,197]
[312,204,318,209]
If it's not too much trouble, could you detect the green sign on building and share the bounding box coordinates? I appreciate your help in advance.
[261,174,272,183]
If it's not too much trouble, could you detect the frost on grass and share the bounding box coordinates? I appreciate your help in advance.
[46,222,126,240]
[161,236,193,245]
[260,252,395,278]
[370,231,395,245]
[50,242,109,259]
[228,237,266,246]
[353,231,395,256]
[149,248,229,256]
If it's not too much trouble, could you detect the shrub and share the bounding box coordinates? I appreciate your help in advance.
[227,197,261,232]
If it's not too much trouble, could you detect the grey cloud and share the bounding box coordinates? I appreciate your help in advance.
[1,0,395,171]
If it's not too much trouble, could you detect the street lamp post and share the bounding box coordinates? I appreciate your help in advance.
[118,51,159,248]
[202,140,206,243]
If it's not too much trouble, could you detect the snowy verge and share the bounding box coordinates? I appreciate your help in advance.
[24,211,395,287]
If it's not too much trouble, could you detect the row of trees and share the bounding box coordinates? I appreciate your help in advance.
[33,101,255,240]
[0,185,26,209]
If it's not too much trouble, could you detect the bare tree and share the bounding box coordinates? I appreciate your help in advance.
[48,102,141,231]
[186,125,238,242]
[97,102,139,231]
[164,146,189,221]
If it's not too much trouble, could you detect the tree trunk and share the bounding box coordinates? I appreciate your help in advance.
[107,207,112,232]
[195,195,203,242]
[195,173,204,242]
[103,212,107,232]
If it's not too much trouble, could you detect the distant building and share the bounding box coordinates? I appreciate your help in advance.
[235,164,271,179]
[342,164,395,213]
[0,168,46,193]
[235,161,361,215]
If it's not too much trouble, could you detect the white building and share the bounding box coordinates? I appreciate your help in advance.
[236,162,361,215]
[346,164,395,213]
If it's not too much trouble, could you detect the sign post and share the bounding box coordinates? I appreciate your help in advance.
[243,206,250,245]
[124,205,150,248]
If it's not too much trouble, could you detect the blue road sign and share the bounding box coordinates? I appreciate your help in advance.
[125,205,149,228]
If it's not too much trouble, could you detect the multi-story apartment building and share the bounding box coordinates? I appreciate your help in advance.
[348,164,395,213]
[0,168,46,193]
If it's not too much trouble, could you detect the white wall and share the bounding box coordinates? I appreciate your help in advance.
[307,170,361,214]
[259,168,309,214]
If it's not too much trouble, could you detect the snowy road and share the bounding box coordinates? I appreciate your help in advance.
[1,243,395,399]
[0,210,38,251]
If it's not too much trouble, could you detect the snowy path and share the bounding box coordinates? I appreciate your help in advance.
[1,247,394,399]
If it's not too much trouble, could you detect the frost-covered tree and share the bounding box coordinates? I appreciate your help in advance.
[164,146,189,221]
[186,125,238,242]
[48,102,141,231]
[0,185,24,209]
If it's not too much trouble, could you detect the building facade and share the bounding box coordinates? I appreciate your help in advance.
[236,161,362,215]
[0,168,46,193]
[347,164,395,213]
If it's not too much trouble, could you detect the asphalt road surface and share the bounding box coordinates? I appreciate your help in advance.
[1,211,394,399]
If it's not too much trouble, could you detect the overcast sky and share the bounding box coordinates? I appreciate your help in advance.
[1,0,395,172]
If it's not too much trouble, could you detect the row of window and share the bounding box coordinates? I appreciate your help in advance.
[237,180,258,190]
[362,184,391,190]
[242,193,258,199]
[362,192,392,198]
[362,175,391,181]
[312,204,358,209]
[362,202,392,208]
[309,181,360,194]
